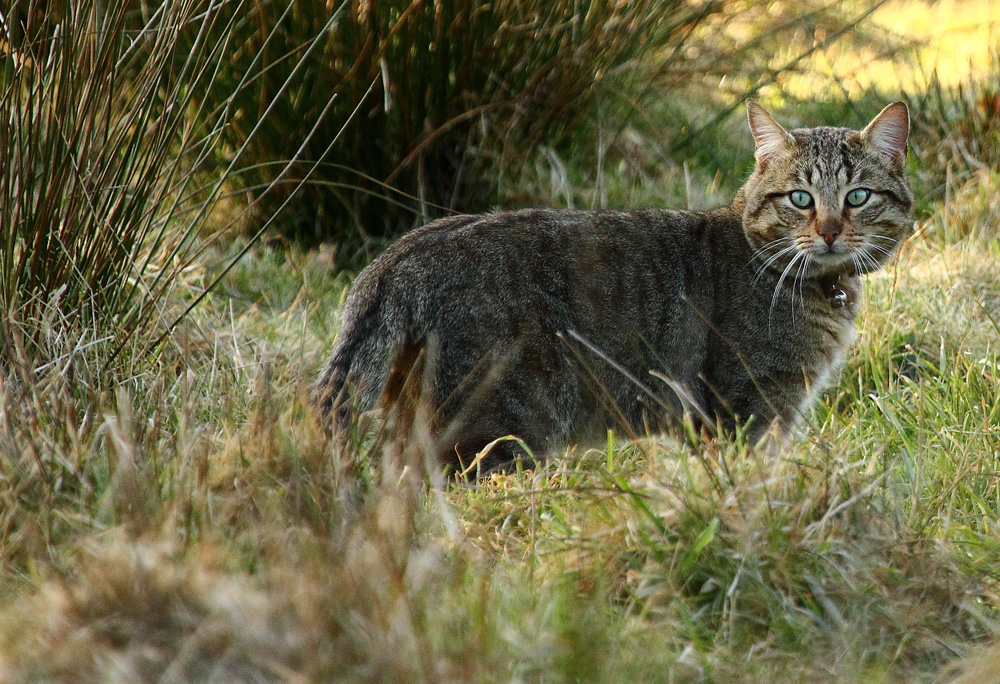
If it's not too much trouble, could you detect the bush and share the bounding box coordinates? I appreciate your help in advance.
[192,0,725,256]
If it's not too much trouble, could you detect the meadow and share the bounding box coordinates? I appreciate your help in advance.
[1,0,999,682]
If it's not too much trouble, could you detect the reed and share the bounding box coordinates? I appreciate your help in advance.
[0,0,235,370]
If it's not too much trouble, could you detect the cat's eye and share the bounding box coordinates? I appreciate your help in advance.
[845,188,871,207]
[789,190,814,209]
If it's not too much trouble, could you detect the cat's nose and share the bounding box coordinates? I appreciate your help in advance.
[816,217,842,245]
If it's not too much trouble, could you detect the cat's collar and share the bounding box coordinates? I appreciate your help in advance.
[820,273,849,308]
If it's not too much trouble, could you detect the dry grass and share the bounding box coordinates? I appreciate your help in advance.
[2,1,1000,682]
[2,166,1000,680]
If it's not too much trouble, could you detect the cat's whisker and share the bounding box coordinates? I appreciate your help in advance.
[789,255,804,325]
[750,237,795,267]
[866,241,896,252]
[753,238,790,253]
[861,233,898,249]
[754,246,797,280]
[863,254,884,274]
[862,252,889,270]
[866,234,900,244]
[865,243,897,260]
[769,250,804,332]
[853,250,881,278]
[855,246,884,274]
[850,252,863,279]
[793,253,811,322]
[752,243,799,285]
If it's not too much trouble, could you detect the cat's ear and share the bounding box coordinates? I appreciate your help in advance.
[747,100,794,166]
[861,101,909,164]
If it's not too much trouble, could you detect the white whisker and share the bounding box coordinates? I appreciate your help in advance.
[850,252,863,279]
[752,237,795,257]
[748,239,794,273]
[856,247,883,273]
[753,243,799,285]
[769,250,804,334]
[793,252,811,323]
[866,243,896,259]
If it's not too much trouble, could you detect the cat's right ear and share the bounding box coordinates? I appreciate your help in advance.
[747,100,794,167]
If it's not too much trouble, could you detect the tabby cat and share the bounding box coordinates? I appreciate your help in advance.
[315,101,912,471]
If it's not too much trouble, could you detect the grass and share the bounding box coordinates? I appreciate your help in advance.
[191,0,731,254]
[4,172,1000,683]
[0,0,307,392]
[2,1,1000,682]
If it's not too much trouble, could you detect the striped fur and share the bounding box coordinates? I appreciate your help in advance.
[315,102,913,471]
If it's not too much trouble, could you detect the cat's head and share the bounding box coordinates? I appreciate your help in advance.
[740,101,913,278]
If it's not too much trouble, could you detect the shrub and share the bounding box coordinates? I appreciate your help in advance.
[191,0,725,255]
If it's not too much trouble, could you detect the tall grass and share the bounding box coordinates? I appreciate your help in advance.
[191,0,740,256]
[906,50,1000,215]
[0,0,237,370]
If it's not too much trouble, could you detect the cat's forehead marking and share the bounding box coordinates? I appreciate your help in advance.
[794,126,858,188]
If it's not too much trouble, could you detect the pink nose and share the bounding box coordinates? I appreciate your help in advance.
[817,218,842,246]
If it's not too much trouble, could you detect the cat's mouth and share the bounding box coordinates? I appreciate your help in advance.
[806,240,849,260]
[805,237,891,276]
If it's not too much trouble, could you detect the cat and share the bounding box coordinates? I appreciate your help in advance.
[314,101,912,472]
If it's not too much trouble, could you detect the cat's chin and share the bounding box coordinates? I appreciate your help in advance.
[807,249,858,273]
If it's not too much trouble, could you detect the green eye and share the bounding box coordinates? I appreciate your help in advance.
[789,190,814,209]
[845,188,871,207]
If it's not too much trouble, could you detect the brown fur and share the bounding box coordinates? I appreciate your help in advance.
[315,102,913,470]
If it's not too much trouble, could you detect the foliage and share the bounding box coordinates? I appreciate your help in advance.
[191,0,893,256]
[906,50,1000,214]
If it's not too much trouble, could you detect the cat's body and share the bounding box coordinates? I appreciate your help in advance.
[316,102,912,470]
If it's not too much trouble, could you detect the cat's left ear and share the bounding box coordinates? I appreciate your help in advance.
[861,102,909,164]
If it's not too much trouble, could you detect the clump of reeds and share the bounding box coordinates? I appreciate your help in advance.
[0,0,239,371]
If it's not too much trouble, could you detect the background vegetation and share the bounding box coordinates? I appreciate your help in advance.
[1,0,999,682]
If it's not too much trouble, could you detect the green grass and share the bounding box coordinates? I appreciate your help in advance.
[2,1,1000,682]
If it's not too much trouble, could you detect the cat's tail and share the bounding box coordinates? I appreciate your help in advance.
[312,337,360,431]
[312,283,419,434]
